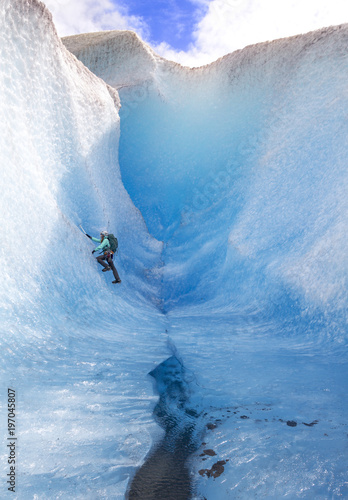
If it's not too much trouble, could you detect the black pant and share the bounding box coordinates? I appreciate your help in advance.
[96,253,120,281]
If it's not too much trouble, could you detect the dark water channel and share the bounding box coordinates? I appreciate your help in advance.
[126,356,203,500]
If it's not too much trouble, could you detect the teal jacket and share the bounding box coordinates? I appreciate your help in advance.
[92,236,110,254]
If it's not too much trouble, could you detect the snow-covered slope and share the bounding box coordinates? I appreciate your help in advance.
[1,0,347,498]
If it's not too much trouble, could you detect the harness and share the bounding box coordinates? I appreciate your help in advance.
[104,249,114,259]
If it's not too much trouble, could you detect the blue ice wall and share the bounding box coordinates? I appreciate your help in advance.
[0,0,163,329]
[116,27,348,326]
[0,4,166,497]
[118,72,267,241]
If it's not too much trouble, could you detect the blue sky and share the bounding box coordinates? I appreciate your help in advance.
[44,0,348,66]
[121,0,207,51]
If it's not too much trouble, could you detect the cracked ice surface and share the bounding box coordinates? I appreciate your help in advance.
[0,0,347,498]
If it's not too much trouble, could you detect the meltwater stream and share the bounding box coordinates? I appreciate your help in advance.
[127,356,204,500]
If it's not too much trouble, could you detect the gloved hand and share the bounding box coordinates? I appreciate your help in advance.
[86,234,92,239]
[92,250,96,254]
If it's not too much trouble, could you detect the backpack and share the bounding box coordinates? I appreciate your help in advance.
[107,234,118,254]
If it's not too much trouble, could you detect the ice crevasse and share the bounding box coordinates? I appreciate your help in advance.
[0,0,347,498]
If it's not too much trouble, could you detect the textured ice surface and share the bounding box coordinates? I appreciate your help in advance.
[0,1,165,498]
[64,24,348,320]
[0,0,347,498]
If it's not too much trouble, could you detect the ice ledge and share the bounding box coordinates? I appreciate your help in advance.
[62,30,161,89]
[62,24,348,91]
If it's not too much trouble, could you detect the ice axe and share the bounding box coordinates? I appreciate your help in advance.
[79,224,93,243]
[79,224,87,235]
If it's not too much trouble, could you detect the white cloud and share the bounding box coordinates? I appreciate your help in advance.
[43,0,148,39]
[155,0,348,66]
[43,0,348,67]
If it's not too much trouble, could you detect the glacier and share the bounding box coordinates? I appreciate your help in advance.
[1,0,347,498]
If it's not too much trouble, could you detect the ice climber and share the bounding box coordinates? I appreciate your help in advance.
[86,230,121,284]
